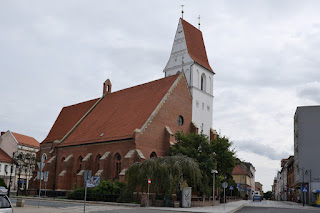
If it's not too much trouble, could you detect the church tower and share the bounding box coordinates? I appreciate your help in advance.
[164,18,214,136]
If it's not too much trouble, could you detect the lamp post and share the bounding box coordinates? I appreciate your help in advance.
[7,152,16,197]
[211,169,218,206]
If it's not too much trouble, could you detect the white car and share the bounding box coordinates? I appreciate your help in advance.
[0,187,7,195]
[0,194,12,213]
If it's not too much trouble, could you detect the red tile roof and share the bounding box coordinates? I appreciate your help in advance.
[0,148,11,163]
[59,74,179,147]
[11,132,40,149]
[181,18,214,73]
[42,98,99,143]
[232,165,248,175]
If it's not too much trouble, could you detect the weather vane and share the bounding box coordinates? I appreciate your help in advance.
[181,4,184,19]
[198,15,201,30]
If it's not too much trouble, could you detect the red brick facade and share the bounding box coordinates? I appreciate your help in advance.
[32,73,193,192]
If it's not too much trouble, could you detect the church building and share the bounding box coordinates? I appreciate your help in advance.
[34,18,215,193]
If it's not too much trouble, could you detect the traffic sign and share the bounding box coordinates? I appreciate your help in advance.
[302,187,308,192]
[222,182,228,189]
[236,183,240,188]
[148,178,151,185]
[229,186,234,190]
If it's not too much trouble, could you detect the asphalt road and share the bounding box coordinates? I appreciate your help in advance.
[236,206,320,213]
[11,198,84,208]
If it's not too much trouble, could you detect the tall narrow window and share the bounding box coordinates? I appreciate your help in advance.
[201,73,206,92]
[114,153,122,179]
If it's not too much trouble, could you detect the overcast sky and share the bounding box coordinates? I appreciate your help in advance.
[1,0,320,191]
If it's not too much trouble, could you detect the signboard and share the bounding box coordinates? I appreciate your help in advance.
[229,186,234,190]
[37,162,45,171]
[236,183,240,188]
[302,187,308,193]
[86,176,100,188]
[240,187,244,191]
[222,182,228,189]
[44,171,49,182]
[148,178,151,185]
[84,170,92,181]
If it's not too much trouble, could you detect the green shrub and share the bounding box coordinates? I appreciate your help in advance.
[0,178,7,188]
[67,180,127,202]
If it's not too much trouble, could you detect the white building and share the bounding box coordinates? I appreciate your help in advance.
[0,148,15,188]
[0,130,39,191]
[164,18,215,136]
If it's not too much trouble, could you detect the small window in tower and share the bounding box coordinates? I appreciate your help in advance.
[177,115,184,126]
[202,103,204,110]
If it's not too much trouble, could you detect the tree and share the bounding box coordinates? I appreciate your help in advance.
[168,132,237,195]
[264,191,273,200]
[0,178,7,188]
[125,155,202,196]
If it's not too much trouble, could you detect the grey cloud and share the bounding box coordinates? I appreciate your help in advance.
[297,82,320,103]
[233,140,292,161]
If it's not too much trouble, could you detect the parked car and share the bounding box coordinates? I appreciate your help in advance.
[0,193,13,213]
[253,191,262,202]
[0,187,7,195]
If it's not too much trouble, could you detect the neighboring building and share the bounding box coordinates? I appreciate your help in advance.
[0,131,39,190]
[232,162,255,199]
[0,148,15,188]
[164,18,215,136]
[294,106,320,205]
[32,18,216,194]
[255,182,263,196]
[287,156,296,201]
[272,177,277,200]
[280,158,289,201]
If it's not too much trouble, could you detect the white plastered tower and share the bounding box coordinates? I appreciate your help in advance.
[164,18,214,136]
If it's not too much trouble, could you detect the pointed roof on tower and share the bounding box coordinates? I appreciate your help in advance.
[180,18,214,73]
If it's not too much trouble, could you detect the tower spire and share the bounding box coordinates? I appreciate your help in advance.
[198,15,201,30]
[181,4,184,19]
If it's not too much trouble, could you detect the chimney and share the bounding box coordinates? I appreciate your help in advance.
[103,79,112,96]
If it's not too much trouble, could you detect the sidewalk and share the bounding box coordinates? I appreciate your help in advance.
[149,200,247,213]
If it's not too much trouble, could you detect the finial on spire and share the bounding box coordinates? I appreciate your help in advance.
[181,4,184,19]
[198,15,201,30]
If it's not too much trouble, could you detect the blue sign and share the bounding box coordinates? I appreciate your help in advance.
[302,187,308,192]
[229,186,234,190]
[237,183,240,188]
[240,187,244,191]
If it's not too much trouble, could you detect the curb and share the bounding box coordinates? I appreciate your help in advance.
[227,204,245,213]
[10,196,140,207]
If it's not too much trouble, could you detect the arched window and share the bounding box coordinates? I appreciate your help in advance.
[41,153,47,163]
[201,73,206,92]
[114,153,121,179]
[150,152,157,159]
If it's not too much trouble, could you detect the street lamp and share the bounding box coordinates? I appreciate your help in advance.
[211,169,218,206]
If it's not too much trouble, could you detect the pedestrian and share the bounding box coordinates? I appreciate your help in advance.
[245,194,248,200]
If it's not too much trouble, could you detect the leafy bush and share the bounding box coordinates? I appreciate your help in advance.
[67,180,127,202]
[0,178,7,188]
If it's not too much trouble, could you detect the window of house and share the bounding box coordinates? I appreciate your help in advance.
[150,152,157,159]
[201,73,206,92]
[177,115,184,126]
[114,153,122,179]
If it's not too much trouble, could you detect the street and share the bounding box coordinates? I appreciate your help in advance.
[10,198,320,213]
[236,206,320,213]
